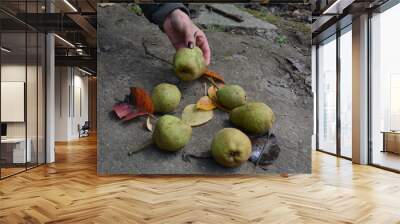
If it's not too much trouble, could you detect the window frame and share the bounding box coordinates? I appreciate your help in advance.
[315,23,353,161]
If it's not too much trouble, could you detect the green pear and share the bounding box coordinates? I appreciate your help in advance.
[153,115,192,152]
[216,84,246,110]
[173,47,206,81]
[151,83,181,113]
[229,102,275,135]
[211,128,252,168]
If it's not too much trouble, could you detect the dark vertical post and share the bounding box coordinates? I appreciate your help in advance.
[44,0,48,164]
[316,45,320,151]
[336,27,341,157]
[367,10,372,165]
[25,0,28,171]
[36,0,39,167]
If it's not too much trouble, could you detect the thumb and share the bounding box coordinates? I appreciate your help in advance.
[185,30,196,49]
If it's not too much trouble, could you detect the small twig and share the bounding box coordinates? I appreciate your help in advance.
[205,77,220,90]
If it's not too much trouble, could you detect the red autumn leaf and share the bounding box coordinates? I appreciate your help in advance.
[113,103,132,119]
[122,111,148,121]
[215,102,230,112]
[131,87,154,114]
[203,69,225,83]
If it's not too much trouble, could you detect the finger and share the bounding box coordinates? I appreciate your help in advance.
[196,32,211,65]
[173,42,187,50]
[185,29,196,49]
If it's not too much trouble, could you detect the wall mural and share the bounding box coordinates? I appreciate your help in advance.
[97,3,312,174]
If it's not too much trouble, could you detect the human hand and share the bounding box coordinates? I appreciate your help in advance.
[163,9,211,65]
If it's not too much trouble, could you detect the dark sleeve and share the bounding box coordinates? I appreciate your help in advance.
[139,3,190,29]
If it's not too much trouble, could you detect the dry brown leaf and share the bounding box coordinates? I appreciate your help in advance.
[203,69,225,83]
[215,103,230,112]
[280,173,289,178]
[182,104,214,127]
[207,86,217,101]
[196,96,217,111]
[113,103,132,119]
[130,87,154,114]
[145,116,153,132]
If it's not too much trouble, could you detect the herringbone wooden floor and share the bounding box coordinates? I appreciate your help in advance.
[1,135,400,224]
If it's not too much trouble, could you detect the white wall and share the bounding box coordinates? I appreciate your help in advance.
[55,66,69,141]
[1,65,40,137]
[1,63,46,164]
[54,66,89,141]
[1,65,26,133]
[72,73,89,138]
[1,65,27,140]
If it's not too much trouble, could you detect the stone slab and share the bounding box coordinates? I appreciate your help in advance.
[97,4,312,175]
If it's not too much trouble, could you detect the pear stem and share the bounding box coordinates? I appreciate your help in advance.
[193,31,198,48]
[148,113,157,120]
[205,77,220,90]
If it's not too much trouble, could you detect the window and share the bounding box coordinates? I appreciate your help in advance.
[0,2,46,179]
[316,24,353,159]
[317,35,337,154]
[340,26,352,158]
[370,3,400,171]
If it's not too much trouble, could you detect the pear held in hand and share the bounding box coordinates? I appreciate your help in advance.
[217,84,246,110]
[153,115,192,152]
[211,128,252,168]
[229,102,275,135]
[151,83,181,113]
[173,47,206,81]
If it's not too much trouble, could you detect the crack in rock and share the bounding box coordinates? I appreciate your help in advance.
[141,39,172,65]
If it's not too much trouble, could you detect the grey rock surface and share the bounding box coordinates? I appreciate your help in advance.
[193,4,277,31]
[97,4,312,175]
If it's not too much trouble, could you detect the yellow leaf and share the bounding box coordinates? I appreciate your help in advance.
[182,104,214,127]
[197,96,217,111]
